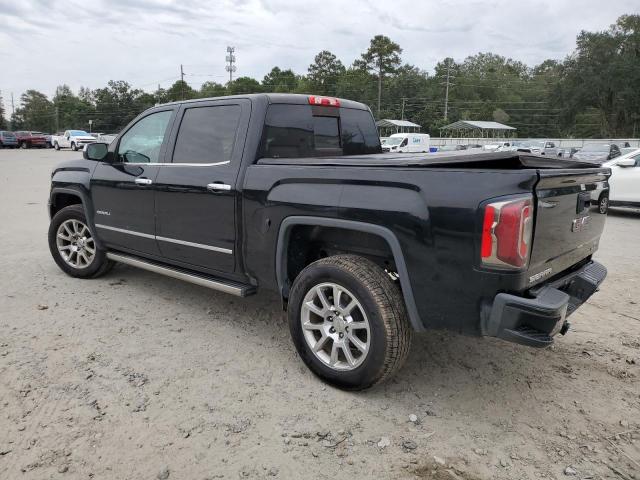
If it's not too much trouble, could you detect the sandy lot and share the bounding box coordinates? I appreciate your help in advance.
[0,148,638,480]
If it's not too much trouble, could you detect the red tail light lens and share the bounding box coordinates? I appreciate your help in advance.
[481,196,533,269]
[308,95,340,107]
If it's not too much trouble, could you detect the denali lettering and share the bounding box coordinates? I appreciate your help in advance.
[529,268,553,284]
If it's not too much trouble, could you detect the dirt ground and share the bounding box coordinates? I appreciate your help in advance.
[0,148,638,480]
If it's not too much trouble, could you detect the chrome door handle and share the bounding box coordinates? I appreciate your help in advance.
[207,183,231,192]
[135,178,153,185]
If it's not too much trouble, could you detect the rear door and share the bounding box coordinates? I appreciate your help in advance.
[91,107,176,256]
[153,99,250,274]
[527,168,609,286]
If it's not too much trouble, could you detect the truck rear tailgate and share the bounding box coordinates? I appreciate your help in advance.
[527,168,609,287]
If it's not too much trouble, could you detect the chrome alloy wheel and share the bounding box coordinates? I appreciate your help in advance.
[56,219,96,269]
[300,282,371,371]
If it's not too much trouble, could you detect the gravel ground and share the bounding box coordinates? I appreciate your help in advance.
[0,148,639,480]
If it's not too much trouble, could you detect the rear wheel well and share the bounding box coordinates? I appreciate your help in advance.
[285,225,396,289]
[50,192,83,217]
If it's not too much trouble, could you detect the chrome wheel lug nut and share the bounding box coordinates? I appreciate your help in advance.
[339,333,344,339]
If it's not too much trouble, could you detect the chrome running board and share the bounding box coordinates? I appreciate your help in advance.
[106,252,255,297]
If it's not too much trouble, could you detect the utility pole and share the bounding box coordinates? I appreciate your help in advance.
[443,61,452,121]
[180,64,185,100]
[225,46,236,84]
[10,92,14,129]
[400,97,407,120]
[377,54,382,118]
[55,106,59,132]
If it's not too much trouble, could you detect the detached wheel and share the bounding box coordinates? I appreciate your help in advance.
[599,192,609,214]
[288,254,412,390]
[48,205,113,278]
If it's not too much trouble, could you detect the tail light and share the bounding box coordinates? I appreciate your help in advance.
[481,196,533,269]
[308,95,340,107]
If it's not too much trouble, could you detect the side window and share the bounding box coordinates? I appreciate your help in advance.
[547,142,555,148]
[117,110,173,163]
[172,105,241,164]
[400,138,408,147]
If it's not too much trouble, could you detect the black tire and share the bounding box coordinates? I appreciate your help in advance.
[598,192,609,214]
[71,142,77,151]
[288,254,412,390]
[54,142,60,150]
[48,205,113,279]
[20,141,27,149]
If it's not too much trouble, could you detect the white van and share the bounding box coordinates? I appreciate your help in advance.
[382,133,430,153]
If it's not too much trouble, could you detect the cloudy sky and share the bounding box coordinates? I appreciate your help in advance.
[0,0,637,108]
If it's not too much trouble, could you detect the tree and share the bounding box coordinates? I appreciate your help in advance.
[262,67,299,92]
[52,84,95,132]
[11,90,54,132]
[200,81,227,98]
[306,50,345,95]
[355,35,402,117]
[165,80,196,102]
[227,77,262,95]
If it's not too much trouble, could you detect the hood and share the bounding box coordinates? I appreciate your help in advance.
[74,135,96,140]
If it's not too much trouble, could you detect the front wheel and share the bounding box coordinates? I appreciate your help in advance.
[48,205,113,278]
[20,142,27,149]
[288,255,412,390]
[599,192,609,214]
[71,142,77,151]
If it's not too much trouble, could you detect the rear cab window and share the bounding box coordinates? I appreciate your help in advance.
[259,104,381,159]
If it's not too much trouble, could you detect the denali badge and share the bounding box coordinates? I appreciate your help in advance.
[96,210,111,216]
[529,268,553,284]
[572,215,590,232]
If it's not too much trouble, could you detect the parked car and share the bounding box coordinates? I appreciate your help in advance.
[591,148,640,213]
[47,93,608,390]
[382,133,430,153]
[0,131,18,148]
[513,140,561,157]
[95,133,117,144]
[14,131,47,149]
[437,144,468,152]
[572,143,621,164]
[482,141,515,152]
[52,130,98,151]
[34,132,53,148]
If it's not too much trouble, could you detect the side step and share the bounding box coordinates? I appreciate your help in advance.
[106,252,256,297]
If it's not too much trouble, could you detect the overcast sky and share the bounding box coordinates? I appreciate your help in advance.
[0,0,637,110]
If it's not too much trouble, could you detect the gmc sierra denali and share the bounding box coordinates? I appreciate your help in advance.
[48,94,609,390]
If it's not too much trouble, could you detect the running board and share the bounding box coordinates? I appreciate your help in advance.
[106,252,256,297]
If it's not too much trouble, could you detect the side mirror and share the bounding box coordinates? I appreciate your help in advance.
[616,158,635,167]
[83,142,108,161]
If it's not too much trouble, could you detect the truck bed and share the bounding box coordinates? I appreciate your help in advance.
[258,151,600,170]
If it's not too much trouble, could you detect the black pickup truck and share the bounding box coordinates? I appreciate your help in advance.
[48,94,609,389]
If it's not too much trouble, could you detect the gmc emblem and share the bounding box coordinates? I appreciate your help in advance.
[572,216,591,232]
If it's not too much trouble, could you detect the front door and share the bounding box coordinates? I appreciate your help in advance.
[154,99,250,274]
[91,108,176,256]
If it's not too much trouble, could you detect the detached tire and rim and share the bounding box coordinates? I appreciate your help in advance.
[288,254,412,390]
[48,205,113,278]
[599,193,609,214]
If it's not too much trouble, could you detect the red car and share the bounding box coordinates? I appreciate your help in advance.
[14,131,47,149]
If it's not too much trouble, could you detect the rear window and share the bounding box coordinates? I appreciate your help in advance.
[259,104,381,159]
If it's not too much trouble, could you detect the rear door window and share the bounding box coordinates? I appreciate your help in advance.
[259,104,381,159]
[172,105,241,164]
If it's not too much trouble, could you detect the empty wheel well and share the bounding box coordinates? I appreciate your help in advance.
[50,192,83,217]
[285,225,396,287]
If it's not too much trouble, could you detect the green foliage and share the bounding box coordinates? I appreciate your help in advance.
[7,17,639,138]
[0,91,6,130]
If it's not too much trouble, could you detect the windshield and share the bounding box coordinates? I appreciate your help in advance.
[386,137,403,146]
[70,130,90,136]
[581,144,610,152]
